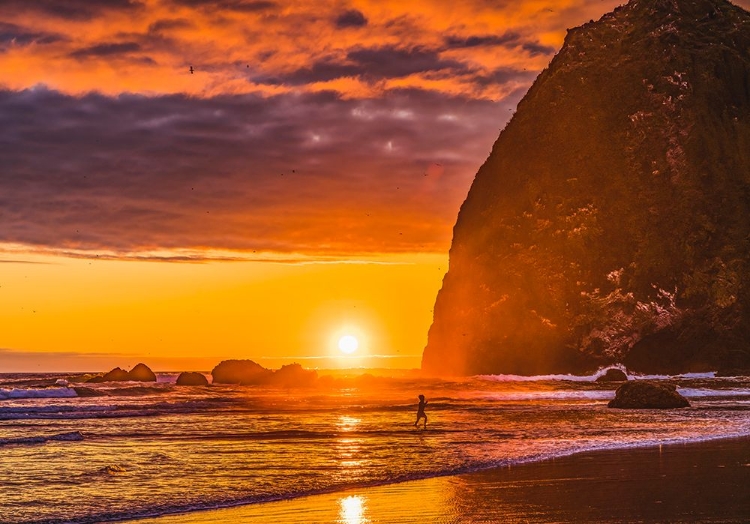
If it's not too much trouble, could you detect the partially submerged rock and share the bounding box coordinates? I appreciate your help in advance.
[608,381,690,409]
[87,364,157,383]
[267,363,317,387]
[211,359,272,385]
[596,368,628,382]
[176,372,209,386]
[127,363,156,382]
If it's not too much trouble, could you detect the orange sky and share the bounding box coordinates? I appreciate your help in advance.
[3,0,747,371]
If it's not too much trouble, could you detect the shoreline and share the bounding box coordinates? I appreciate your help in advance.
[129,435,750,523]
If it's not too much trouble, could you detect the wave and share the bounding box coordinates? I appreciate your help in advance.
[476,365,630,383]
[475,390,616,401]
[73,385,170,397]
[0,387,77,400]
[0,430,84,447]
[73,432,750,524]
[477,366,719,383]
[678,387,750,399]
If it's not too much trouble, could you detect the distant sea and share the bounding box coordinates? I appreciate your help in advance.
[1,369,749,523]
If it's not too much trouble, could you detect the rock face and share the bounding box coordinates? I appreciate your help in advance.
[596,368,629,382]
[176,372,210,386]
[423,0,750,376]
[211,359,272,385]
[608,381,690,408]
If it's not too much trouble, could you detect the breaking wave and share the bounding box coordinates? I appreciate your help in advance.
[0,431,84,447]
[0,387,78,400]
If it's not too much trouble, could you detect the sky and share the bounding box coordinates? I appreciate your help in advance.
[4,0,746,372]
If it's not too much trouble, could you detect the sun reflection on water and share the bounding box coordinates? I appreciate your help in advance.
[339,495,368,524]
[337,415,361,431]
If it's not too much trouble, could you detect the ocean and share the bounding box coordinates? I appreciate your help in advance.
[1,369,749,523]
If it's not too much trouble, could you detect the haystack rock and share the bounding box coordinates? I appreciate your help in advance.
[423,0,750,376]
[176,372,210,386]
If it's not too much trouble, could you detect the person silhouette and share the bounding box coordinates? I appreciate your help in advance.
[414,394,428,429]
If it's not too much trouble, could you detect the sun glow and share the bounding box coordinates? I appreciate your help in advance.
[338,335,359,354]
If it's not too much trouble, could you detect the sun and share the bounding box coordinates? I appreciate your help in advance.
[338,335,359,354]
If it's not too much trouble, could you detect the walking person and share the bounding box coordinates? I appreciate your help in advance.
[414,394,428,429]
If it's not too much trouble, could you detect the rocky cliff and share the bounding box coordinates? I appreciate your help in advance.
[422,0,750,375]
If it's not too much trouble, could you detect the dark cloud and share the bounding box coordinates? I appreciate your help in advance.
[522,42,556,56]
[444,32,556,56]
[0,86,520,256]
[473,67,538,87]
[443,32,523,49]
[257,59,361,85]
[256,45,468,86]
[347,46,464,78]
[69,42,142,59]
[0,22,65,47]
[335,9,368,28]
[0,0,142,20]
[148,19,194,33]
[169,0,278,12]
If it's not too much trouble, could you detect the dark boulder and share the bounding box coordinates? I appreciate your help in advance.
[127,363,156,382]
[86,364,156,383]
[267,363,317,387]
[176,372,209,386]
[608,381,690,409]
[87,367,129,383]
[211,359,271,385]
[596,368,628,382]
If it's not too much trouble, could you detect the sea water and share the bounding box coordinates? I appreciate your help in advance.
[1,369,749,523]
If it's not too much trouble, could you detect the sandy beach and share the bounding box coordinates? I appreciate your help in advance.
[129,437,750,523]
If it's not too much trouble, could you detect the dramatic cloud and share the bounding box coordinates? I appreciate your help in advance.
[4,0,748,258]
[0,0,648,98]
[0,0,142,20]
[0,86,521,256]
[0,22,65,47]
[335,9,368,28]
[69,42,142,59]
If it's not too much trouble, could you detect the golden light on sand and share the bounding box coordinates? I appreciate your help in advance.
[338,335,359,354]
[340,495,367,524]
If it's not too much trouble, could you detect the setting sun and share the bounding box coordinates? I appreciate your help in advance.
[338,335,360,354]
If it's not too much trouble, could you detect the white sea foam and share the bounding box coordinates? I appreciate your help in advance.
[477,364,630,382]
[677,387,750,398]
[482,390,615,401]
[632,371,716,380]
[0,387,78,400]
[478,367,719,383]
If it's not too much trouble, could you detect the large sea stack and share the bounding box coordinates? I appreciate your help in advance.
[423,0,750,376]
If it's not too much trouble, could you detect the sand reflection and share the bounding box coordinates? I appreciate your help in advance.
[339,495,369,524]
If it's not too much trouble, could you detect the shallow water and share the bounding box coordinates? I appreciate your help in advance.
[0,369,749,523]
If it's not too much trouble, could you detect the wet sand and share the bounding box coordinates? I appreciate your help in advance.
[130,437,750,523]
